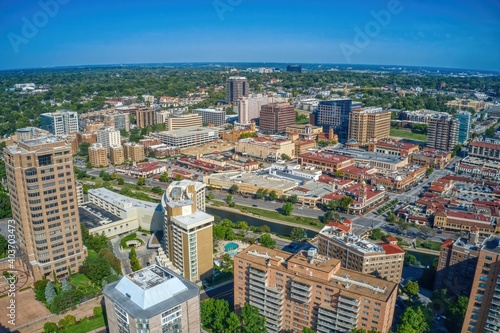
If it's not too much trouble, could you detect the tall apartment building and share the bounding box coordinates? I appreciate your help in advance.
[259,103,295,134]
[234,245,398,333]
[193,108,226,126]
[165,114,202,130]
[3,136,87,280]
[40,110,79,135]
[123,142,145,162]
[103,265,201,333]
[286,64,302,72]
[317,222,404,283]
[468,139,500,162]
[311,99,353,143]
[155,127,220,149]
[161,181,212,282]
[109,145,124,165]
[135,107,156,128]
[103,113,130,132]
[462,235,500,333]
[96,127,121,150]
[457,111,471,144]
[226,76,248,105]
[434,230,479,296]
[348,107,391,145]
[88,143,109,167]
[238,94,278,124]
[427,114,458,151]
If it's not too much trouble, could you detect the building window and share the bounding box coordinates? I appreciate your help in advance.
[161,305,182,333]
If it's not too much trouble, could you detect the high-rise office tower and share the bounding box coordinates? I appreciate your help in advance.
[226,76,248,105]
[286,64,302,73]
[457,111,471,144]
[311,99,353,143]
[161,181,212,282]
[461,235,500,333]
[427,114,458,151]
[193,108,226,126]
[259,103,295,134]
[40,110,79,135]
[348,107,391,145]
[103,265,201,333]
[96,127,121,151]
[3,136,87,280]
[234,245,398,333]
[237,94,277,124]
[135,107,157,128]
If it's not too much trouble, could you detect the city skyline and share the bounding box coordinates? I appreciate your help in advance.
[1,0,499,71]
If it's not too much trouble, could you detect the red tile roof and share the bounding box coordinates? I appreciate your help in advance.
[441,239,454,249]
[379,243,405,255]
[299,152,354,164]
[327,221,351,233]
[470,141,500,150]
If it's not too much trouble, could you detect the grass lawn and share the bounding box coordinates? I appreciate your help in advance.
[69,274,91,288]
[416,239,442,251]
[211,200,322,229]
[87,250,99,258]
[390,129,427,141]
[60,315,105,333]
[120,233,144,249]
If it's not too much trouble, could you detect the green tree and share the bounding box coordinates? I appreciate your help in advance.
[0,234,8,258]
[208,192,215,200]
[281,153,291,161]
[452,144,462,157]
[404,253,420,266]
[323,210,334,223]
[137,177,146,186]
[79,142,90,156]
[255,188,265,199]
[282,202,294,216]
[259,233,275,249]
[34,279,49,302]
[61,279,72,292]
[58,315,76,329]
[79,256,112,284]
[403,280,420,298]
[396,306,430,333]
[288,194,299,204]
[425,167,434,176]
[175,174,182,181]
[43,322,59,333]
[240,303,266,333]
[200,299,230,333]
[303,328,316,333]
[339,196,354,212]
[370,228,384,240]
[147,151,156,158]
[318,140,329,148]
[446,295,468,332]
[226,194,233,204]
[117,177,125,185]
[152,186,164,195]
[93,306,103,317]
[226,312,241,332]
[99,248,122,274]
[268,190,278,201]
[45,281,56,304]
[291,227,307,241]
[229,184,239,194]
[159,172,170,182]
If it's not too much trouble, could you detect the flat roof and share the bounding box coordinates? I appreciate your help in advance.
[104,265,199,318]
[326,148,406,164]
[78,203,121,230]
[481,235,500,255]
[88,188,160,210]
[156,126,220,138]
[173,210,214,229]
[319,226,386,254]
[209,172,297,191]
[237,245,396,301]
[194,108,225,114]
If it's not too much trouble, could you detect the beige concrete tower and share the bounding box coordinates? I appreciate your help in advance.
[3,136,87,280]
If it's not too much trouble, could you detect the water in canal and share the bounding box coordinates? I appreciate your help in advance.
[406,250,438,267]
[206,207,318,238]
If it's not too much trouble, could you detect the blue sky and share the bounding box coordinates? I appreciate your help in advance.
[1,0,499,71]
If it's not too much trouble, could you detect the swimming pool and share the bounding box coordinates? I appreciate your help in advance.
[224,242,239,252]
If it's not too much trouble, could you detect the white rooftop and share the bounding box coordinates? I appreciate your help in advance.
[88,188,159,210]
[172,210,214,229]
[114,265,188,310]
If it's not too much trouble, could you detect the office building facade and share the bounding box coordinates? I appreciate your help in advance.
[259,103,295,134]
[348,107,391,145]
[3,136,87,280]
[103,113,130,132]
[40,110,79,135]
[155,127,220,149]
[427,114,458,151]
[165,114,203,131]
[468,140,500,162]
[96,127,121,150]
[136,107,157,128]
[286,64,302,73]
[161,181,213,282]
[103,265,201,333]
[226,76,248,105]
[238,94,277,124]
[462,235,500,333]
[234,245,398,333]
[193,108,226,127]
[311,99,353,143]
[457,111,471,144]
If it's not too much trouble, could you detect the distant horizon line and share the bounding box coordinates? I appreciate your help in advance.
[2,61,499,75]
